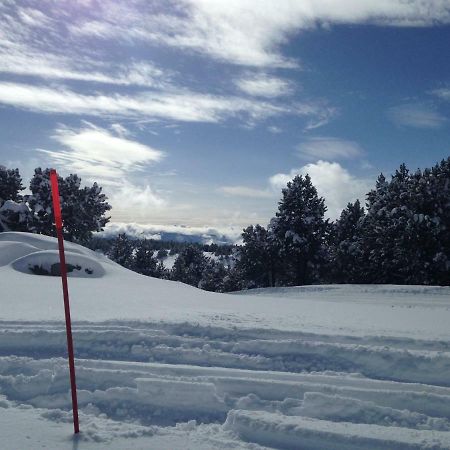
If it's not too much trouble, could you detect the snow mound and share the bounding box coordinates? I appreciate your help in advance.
[0,232,110,278]
[0,231,94,256]
[0,241,40,266]
[11,250,105,278]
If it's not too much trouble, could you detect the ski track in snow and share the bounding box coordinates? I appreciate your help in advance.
[1,320,450,449]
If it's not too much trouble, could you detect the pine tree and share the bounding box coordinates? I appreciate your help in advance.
[0,200,30,232]
[154,260,170,279]
[236,224,279,288]
[171,245,208,287]
[359,161,450,285]
[0,166,24,204]
[26,168,111,243]
[358,172,397,283]
[329,199,365,283]
[108,233,134,268]
[132,239,160,276]
[270,174,329,285]
[199,259,227,292]
[432,158,450,273]
[222,265,245,292]
[0,166,28,232]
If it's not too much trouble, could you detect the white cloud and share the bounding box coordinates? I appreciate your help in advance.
[67,0,450,68]
[0,3,169,88]
[219,185,275,199]
[297,102,338,130]
[17,7,53,28]
[268,125,282,134]
[111,182,166,210]
[110,123,130,138]
[0,2,338,130]
[0,43,170,87]
[38,123,166,207]
[297,137,363,160]
[431,87,450,101]
[269,160,371,219]
[387,104,447,129]
[235,73,294,97]
[46,124,163,174]
[101,221,243,243]
[0,82,332,127]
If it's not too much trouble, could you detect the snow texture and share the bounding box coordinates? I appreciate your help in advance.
[0,232,449,449]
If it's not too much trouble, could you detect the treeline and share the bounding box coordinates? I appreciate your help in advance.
[89,235,234,257]
[2,158,450,289]
[238,159,450,287]
[101,158,450,290]
[95,234,236,292]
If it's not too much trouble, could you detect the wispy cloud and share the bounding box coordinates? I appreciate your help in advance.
[219,185,275,199]
[39,123,164,179]
[38,123,166,208]
[268,125,282,134]
[0,46,169,87]
[387,103,447,129]
[235,73,294,98]
[297,137,364,160]
[0,81,334,127]
[67,1,450,68]
[0,3,169,88]
[269,160,371,219]
[0,1,338,130]
[432,87,450,101]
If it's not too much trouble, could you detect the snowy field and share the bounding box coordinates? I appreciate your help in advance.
[1,232,450,449]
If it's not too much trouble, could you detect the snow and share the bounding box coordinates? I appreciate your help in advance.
[0,200,29,214]
[1,231,450,449]
[158,253,178,270]
[12,250,105,278]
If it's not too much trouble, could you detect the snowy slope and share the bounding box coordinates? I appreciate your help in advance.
[1,232,450,449]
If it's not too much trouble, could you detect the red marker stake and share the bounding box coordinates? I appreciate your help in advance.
[50,169,80,434]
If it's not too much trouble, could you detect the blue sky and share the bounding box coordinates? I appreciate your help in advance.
[1,1,450,236]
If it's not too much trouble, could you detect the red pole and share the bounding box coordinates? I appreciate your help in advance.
[50,169,80,434]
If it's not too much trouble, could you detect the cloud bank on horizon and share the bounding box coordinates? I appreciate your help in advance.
[1,0,450,232]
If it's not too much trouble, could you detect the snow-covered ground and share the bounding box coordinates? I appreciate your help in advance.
[1,232,450,449]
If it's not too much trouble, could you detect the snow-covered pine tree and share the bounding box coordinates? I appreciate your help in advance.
[270,174,329,286]
[26,168,111,243]
[199,258,227,292]
[0,166,28,232]
[357,172,395,283]
[407,158,450,285]
[236,224,279,288]
[26,168,53,234]
[132,239,159,276]
[108,233,134,268]
[154,260,169,279]
[0,200,30,232]
[171,245,208,287]
[0,166,24,204]
[329,199,365,283]
[431,158,450,283]
[359,161,450,285]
